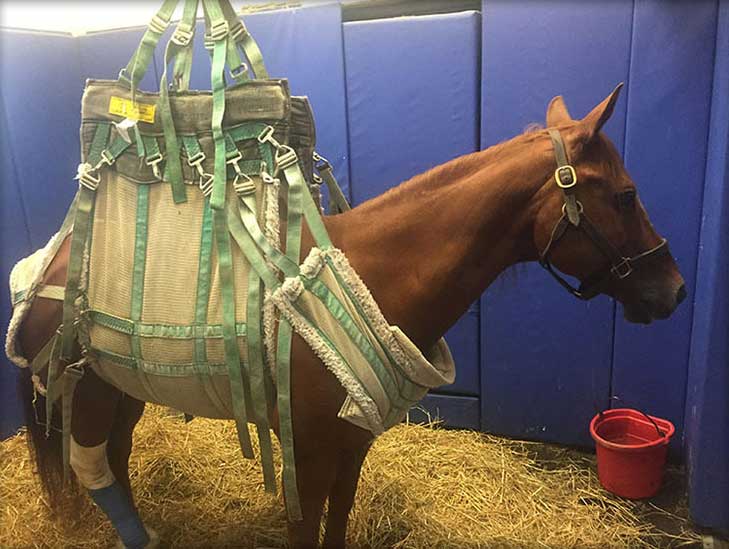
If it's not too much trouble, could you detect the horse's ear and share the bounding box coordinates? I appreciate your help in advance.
[579,83,624,141]
[546,96,572,126]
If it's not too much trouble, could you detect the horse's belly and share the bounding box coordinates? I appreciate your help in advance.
[89,359,236,420]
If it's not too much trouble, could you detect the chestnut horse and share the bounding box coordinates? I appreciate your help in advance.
[15,85,684,548]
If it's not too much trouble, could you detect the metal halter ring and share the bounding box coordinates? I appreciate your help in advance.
[561,200,584,217]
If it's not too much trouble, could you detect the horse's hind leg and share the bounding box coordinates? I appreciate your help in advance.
[107,393,145,500]
[70,367,152,548]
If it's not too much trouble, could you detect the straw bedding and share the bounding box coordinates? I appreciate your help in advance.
[0,405,699,548]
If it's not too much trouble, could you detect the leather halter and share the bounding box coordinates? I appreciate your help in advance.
[538,129,670,300]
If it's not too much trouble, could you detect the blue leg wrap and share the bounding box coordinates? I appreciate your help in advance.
[88,481,149,548]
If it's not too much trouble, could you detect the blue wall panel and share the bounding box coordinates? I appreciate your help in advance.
[685,0,729,534]
[343,11,482,406]
[79,27,160,92]
[480,0,633,446]
[0,30,83,438]
[154,3,350,199]
[611,0,717,449]
[1,31,83,249]
[0,93,33,439]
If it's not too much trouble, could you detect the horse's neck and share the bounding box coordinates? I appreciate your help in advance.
[326,132,556,349]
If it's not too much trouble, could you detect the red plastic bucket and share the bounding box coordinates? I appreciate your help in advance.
[589,408,675,499]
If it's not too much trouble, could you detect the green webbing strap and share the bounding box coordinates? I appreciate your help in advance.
[61,123,111,359]
[219,0,268,79]
[192,200,231,413]
[61,363,85,483]
[194,202,214,362]
[242,192,277,493]
[141,135,165,181]
[225,33,249,84]
[276,154,306,521]
[44,335,62,437]
[129,183,165,403]
[225,205,280,289]
[30,332,59,375]
[158,31,188,204]
[284,161,333,249]
[316,160,351,214]
[202,0,229,210]
[237,195,298,277]
[134,126,146,158]
[120,0,180,94]
[171,0,200,92]
[213,207,254,458]
[276,317,301,520]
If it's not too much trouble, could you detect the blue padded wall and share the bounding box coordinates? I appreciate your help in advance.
[612,1,718,449]
[154,2,350,199]
[480,0,633,446]
[685,0,729,534]
[1,30,83,439]
[79,27,161,91]
[343,11,482,423]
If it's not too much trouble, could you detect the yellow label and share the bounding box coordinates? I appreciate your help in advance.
[108,96,156,123]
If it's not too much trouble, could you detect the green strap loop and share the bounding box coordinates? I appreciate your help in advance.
[120,0,180,94]
[219,0,268,79]
[213,206,255,458]
[158,29,189,204]
[203,0,230,210]
[171,0,200,92]
[62,364,85,483]
[284,162,333,249]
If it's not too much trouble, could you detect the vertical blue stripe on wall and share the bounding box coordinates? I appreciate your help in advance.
[343,11,482,414]
[480,0,633,446]
[613,0,718,449]
[685,0,729,535]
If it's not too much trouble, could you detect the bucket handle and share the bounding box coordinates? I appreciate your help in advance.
[598,396,666,438]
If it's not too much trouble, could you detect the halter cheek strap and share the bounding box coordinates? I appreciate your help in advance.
[538,129,670,300]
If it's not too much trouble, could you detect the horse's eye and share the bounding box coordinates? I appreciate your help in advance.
[616,189,636,210]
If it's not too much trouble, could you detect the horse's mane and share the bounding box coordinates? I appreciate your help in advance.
[355,125,547,212]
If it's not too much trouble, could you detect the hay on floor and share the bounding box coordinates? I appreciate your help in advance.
[0,404,699,548]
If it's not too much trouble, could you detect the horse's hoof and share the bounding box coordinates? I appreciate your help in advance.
[115,526,160,549]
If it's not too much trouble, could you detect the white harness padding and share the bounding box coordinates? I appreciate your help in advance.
[69,437,116,490]
[271,247,456,435]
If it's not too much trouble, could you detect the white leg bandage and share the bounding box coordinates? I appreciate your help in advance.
[69,437,116,490]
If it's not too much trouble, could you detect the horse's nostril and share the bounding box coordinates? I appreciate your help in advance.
[676,284,687,306]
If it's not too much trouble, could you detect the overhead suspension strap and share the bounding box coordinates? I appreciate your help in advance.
[219,0,268,79]
[119,0,180,96]
[314,152,351,214]
[171,0,200,92]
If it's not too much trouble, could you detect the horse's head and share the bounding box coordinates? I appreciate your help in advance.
[533,84,685,324]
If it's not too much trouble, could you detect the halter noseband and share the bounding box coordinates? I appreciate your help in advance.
[538,129,669,300]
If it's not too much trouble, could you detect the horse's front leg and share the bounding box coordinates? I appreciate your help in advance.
[322,442,371,549]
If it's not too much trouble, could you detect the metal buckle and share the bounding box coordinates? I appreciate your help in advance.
[210,20,229,41]
[145,152,164,180]
[313,151,331,171]
[260,163,279,186]
[203,33,214,51]
[199,174,214,197]
[187,151,207,177]
[76,163,101,191]
[149,14,169,35]
[230,21,247,41]
[611,258,633,279]
[257,125,279,147]
[555,165,577,189]
[100,149,115,167]
[230,62,249,79]
[312,173,323,184]
[172,23,194,46]
[275,146,298,174]
[233,174,256,196]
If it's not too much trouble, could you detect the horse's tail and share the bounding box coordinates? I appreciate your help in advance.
[17,367,85,519]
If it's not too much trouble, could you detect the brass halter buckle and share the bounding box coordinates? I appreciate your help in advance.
[555,165,577,189]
